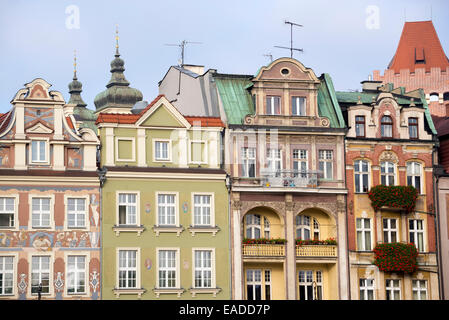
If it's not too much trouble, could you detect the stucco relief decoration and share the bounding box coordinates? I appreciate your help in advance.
[90,271,100,293]
[54,272,64,292]
[90,194,99,227]
[379,151,398,163]
[0,233,11,247]
[320,117,330,127]
[244,114,256,125]
[18,274,27,294]
[293,202,338,220]
[240,201,286,220]
[31,233,53,251]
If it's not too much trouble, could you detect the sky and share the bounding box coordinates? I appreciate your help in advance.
[0,0,448,113]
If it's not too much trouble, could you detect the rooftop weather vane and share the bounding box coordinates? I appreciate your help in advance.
[164,40,202,66]
[274,20,303,58]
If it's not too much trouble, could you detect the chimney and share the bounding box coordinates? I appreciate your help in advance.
[361,80,383,92]
[181,64,205,75]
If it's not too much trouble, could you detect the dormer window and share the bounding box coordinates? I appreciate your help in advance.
[30,140,48,164]
[380,116,393,138]
[408,118,418,140]
[266,96,281,115]
[355,116,365,137]
[292,97,306,116]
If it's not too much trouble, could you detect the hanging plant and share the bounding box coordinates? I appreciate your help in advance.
[373,242,418,273]
[368,185,418,212]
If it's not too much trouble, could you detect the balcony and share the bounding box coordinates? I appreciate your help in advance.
[260,169,319,188]
[296,245,337,258]
[242,244,285,259]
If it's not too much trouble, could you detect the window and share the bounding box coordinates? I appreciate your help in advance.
[245,214,261,239]
[407,162,422,194]
[354,160,369,192]
[0,256,13,295]
[319,150,333,180]
[409,219,424,252]
[298,270,322,300]
[31,140,47,163]
[359,278,375,300]
[412,280,427,300]
[190,141,206,163]
[157,194,176,226]
[31,198,51,228]
[356,218,372,251]
[266,96,281,115]
[67,256,86,294]
[383,218,398,243]
[355,116,365,137]
[118,193,137,226]
[31,256,50,294]
[193,195,212,226]
[194,250,212,288]
[158,250,177,288]
[0,197,15,228]
[263,217,270,238]
[293,149,307,177]
[118,250,137,289]
[386,279,401,300]
[409,118,418,139]
[67,198,86,228]
[292,97,306,116]
[246,269,271,300]
[267,148,282,176]
[380,161,395,186]
[380,115,393,138]
[154,141,170,161]
[429,93,439,102]
[296,215,311,240]
[241,147,256,178]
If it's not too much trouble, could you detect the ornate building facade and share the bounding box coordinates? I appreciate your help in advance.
[0,77,100,299]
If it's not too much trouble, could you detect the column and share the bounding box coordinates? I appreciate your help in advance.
[285,195,296,300]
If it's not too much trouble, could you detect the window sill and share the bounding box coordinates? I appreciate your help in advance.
[188,226,220,236]
[153,225,184,236]
[113,288,146,299]
[189,287,221,298]
[113,225,145,236]
[153,287,185,298]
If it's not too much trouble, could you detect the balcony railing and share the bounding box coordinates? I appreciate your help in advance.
[242,244,285,257]
[260,169,320,188]
[296,245,337,257]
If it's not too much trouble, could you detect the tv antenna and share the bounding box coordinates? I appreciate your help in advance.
[263,53,273,62]
[274,20,303,58]
[164,40,202,66]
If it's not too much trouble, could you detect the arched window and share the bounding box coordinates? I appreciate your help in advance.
[380,161,396,186]
[296,215,311,240]
[381,116,393,138]
[245,214,261,239]
[407,162,422,194]
[429,93,439,102]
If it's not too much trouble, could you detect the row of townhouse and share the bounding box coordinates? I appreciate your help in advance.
[0,21,448,301]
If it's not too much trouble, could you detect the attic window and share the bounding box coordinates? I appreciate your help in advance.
[280,68,290,76]
[429,93,439,102]
[415,48,425,64]
[443,92,449,101]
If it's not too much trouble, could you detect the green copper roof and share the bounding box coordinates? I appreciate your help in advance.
[317,74,346,128]
[214,76,254,125]
[419,89,437,135]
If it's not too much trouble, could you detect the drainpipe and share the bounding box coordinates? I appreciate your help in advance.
[343,134,351,300]
[98,166,107,301]
[226,174,232,299]
[432,143,443,300]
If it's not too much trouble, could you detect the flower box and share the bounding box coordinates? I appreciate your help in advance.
[368,185,418,213]
[296,238,337,246]
[373,242,418,273]
[242,238,287,245]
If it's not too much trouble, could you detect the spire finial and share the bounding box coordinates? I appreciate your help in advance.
[115,24,120,56]
[73,49,77,79]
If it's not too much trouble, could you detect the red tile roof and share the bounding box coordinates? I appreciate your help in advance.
[185,116,225,127]
[0,111,12,135]
[388,21,449,72]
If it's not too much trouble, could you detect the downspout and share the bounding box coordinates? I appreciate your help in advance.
[343,132,351,300]
[98,166,107,301]
[432,142,443,299]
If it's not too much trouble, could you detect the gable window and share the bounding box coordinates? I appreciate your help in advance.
[359,278,375,300]
[31,140,47,163]
[407,162,422,194]
[32,198,51,228]
[356,218,372,251]
[266,96,281,115]
[118,250,137,289]
[154,141,170,161]
[380,161,395,186]
[354,160,369,193]
[381,116,393,138]
[157,194,176,226]
[292,97,306,116]
[383,218,398,243]
[0,256,13,295]
[319,150,333,180]
[31,256,50,294]
[409,118,418,139]
[118,193,137,226]
[241,147,256,178]
[0,198,15,228]
[409,219,424,252]
[67,198,86,228]
[355,116,366,137]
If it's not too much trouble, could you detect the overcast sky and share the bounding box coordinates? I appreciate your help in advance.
[0,0,448,113]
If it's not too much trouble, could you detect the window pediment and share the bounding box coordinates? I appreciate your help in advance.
[26,122,53,134]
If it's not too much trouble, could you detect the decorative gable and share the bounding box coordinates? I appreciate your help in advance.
[136,96,191,128]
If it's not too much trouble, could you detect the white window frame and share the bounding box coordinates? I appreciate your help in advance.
[386,279,401,300]
[356,217,372,251]
[245,214,261,239]
[64,195,89,230]
[293,149,308,176]
[409,219,425,252]
[116,191,140,226]
[156,248,180,289]
[407,162,423,194]
[192,248,216,289]
[189,140,207,164]
[412,279,427,300]
[29,195,54,230]
[266,148,282,175]
[241,147,256,178]
[266,95,281,115]
[319,150,333,180]
[29,138,49,165]
[354,160,370,193]
[65,253,90,296]
[115,137,136,162]
[0,195,19,230]
[383,218,399,243]
[296,215,311,240]
[359,278,375,300]
[153,139,172,162]
[0,254,17,297]
[246,269,272,300]
[292,96,306,116]
[156,192,179,227]
[191,193,215,227]
[116,248,140,290]
[298,270,323,300]
[29,253,54,297]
